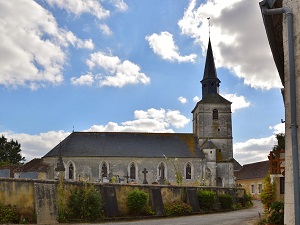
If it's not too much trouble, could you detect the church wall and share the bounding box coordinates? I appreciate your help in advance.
[216,162,235,187]
[43,156,204,185]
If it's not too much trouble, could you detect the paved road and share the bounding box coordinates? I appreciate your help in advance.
[79,200,263,225]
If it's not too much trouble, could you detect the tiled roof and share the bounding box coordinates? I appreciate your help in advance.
[43,132,204,159]
[234,160,270,180]
[14,158,49,172]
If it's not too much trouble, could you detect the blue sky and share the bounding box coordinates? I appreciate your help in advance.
[0,0,284,165]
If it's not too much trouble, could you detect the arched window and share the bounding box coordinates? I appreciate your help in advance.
[186,163,192,179]
[130,163,136,179]
[101,163,108,177]
[159,162,165,179]
[213,109,218,120]
[69,163,74,180]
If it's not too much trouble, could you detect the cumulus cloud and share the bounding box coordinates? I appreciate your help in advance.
[110,0,128,12]
[2,130,70,162]
[0,1,94,89]
[85,108,190,132]
[146,31,197,63]
[71,73,94,86]
[98,23,112,36]
[178,0,281,90]
[193,96,200,102]
[221,93,250,112]
[83,52,150,87]
[45,0,110,19]
[234,123,285,165]
[178,96,188,104]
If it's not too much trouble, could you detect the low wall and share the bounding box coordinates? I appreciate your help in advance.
[0,178,245,223]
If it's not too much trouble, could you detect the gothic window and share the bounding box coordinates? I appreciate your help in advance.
[69,163,74,180]
[211,81,214,86]
[130,163,136,179]
[101,163,108,177]
[213,109,218,120]
[159,162,165,179]
[186,163,191,179]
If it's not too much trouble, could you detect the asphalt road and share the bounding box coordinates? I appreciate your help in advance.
[78,200,263,225]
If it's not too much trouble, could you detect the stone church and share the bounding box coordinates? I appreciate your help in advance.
[42,39,235,187]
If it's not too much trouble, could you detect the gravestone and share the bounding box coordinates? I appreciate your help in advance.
[34,183,58,224]
[150,188,164,215]
[229,189,237,205]
[142,168,148,184]
[187,188,200,212]
[102,186,119,217]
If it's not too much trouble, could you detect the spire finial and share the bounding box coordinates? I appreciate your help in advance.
[207,17,211,36]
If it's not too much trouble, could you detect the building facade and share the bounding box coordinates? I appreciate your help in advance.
[42,39,235,187]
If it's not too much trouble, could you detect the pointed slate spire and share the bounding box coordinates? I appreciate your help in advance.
[201,38,220,97]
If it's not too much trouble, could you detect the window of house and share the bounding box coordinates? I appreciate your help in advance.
[258,183,262,193]
[69,163,74,180]
[159,162,165,180]
[186,163,191,179]
[251,184,255,194]
[130,163,136,179]
[280,177,285,194]
[101,163,107,177]
[213,109,218,120]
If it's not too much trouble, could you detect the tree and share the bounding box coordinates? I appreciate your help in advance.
[0,135,25,166]
[273,133,285,151]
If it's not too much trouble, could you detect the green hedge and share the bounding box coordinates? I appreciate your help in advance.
[219,193,233,210]
[164,200,192,216]
[197,190,216,211]
[127,189,149,215]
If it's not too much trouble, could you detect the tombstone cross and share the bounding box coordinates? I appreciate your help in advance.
[124,172,129,183]
[142,168,148,184]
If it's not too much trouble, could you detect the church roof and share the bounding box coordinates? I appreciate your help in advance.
[43,132,204,159]
[202,38,218,80]
[192,93,231,113]
[200,139,218,149]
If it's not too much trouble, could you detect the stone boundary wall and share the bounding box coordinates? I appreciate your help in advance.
[0,178,245,223]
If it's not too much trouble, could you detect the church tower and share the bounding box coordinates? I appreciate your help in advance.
[192,38,234,187]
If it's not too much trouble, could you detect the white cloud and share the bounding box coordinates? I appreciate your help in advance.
[85,52,150,87]
[178,96,188,104]
[234,123,285,165]
[193,96,200,102]
[85,108,190,132]
[98,23,112,36]
[110,0,128,12]
[71,73,94,86]
[0,1,94,89]
[221,93,250,112]
[45,0,110,19]
[2,130,70,162]
[178,0,281,90]
[146,31,197,63]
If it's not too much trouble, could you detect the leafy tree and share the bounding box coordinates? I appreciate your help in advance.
[273,133,285,151]
[0,135,25,166]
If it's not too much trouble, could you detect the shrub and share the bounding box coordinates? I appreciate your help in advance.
[164,200,192,216]
[127,189,149,215]
[67,183,104,221]
[244,192,253,208]
[197,190,216,211]
[0,204,19,224]
[261,174,275,211]
[266,201,284,225]
[219,194,233,210]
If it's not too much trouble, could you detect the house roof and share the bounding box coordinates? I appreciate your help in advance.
[14,158,49,173]
[43,132,204,159]
[234,160,270,180]
[259,0,284,85]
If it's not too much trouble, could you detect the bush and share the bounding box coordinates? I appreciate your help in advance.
[127,189,149,215]
[197,190,217,211]
[164,200,193,216]
[261,174,275,211]
[219,194,233,210]
[67,183,104,221]
[266,201,284,224]
[0,204,19,223]
[244,192,253,207]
